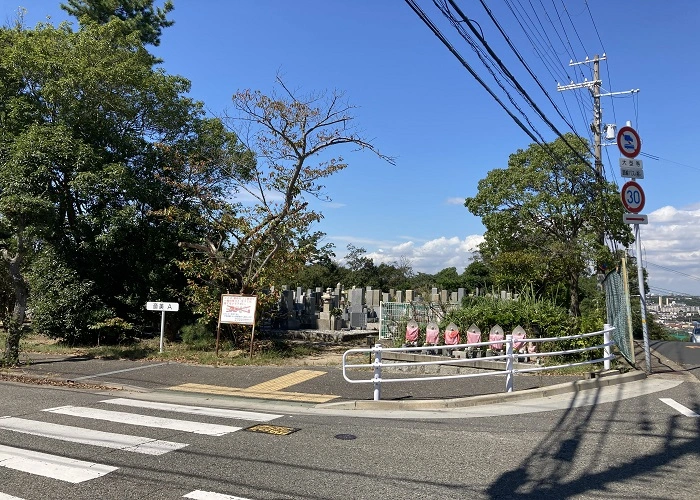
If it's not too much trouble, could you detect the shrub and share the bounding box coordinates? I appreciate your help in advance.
[27,249,107,345]
[179,323,215,351]
[443,294,601,361]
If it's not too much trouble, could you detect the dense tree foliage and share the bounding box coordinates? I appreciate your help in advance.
[0,15,227,364]
[61,0,174,46]
[465,134,633,316]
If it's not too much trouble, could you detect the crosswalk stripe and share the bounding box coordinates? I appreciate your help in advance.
[0,493,27,500]
[42,406,241,436]
[0,444,117,483]
[0,416,187,455]
[100,398,282,422]
[184,490,253,500]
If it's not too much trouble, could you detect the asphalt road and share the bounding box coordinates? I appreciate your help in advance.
[0,371,698,500]
[647,340,700,381]
[1,341,698,499]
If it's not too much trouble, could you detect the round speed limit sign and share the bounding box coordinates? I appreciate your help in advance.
[621,180,645,213]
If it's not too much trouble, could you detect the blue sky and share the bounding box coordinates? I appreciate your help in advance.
[4,1,700,296]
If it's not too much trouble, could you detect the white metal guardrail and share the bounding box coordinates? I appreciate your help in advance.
[342,324,615,401]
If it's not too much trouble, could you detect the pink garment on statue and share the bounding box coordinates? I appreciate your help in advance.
[444,328,460,345]
[425,327,439,344]
[513,332,526,351]
[405,324,419,342]
[467,331,481,344]
[489,332,504,351]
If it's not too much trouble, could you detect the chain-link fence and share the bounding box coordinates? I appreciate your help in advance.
[603,269,634,363]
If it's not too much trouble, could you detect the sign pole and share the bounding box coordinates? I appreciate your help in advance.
[617,124,650,371]
[635,224,651,373]
[249,322,257,358]
[215,322,221,357]
[146,302,179,354]
[159,310,166,354]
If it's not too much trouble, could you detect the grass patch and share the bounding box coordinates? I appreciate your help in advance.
[10,333,334,366]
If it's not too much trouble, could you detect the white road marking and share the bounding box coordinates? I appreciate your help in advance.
[317,377,686,419]
[101,398,282,422]
[42,406,241,436]
[184,491,253,500]
[0,444,117,483]
[70,362,168,381]
[659,398,700,417]
[0,416,187,455]
[0,493,27,500]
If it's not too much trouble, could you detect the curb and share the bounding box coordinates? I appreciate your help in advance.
[317,370,647,411]
[0,369,144,393]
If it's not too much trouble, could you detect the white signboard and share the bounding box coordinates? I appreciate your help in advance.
[145,301,179,353]
[620,167,644,179]
[623,213,648,225]
[219,295,257,325]
[146,301,179,311]
[619,158,644,179]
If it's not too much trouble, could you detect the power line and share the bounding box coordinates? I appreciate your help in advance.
[403,0,554,156]
[640,153,700,173]
[649,286,700,297]
[502,0,593,144]
[435,0,600,177]
[475,0,581,140]
[646,261,700,283]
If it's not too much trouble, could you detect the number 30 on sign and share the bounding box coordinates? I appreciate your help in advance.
[621,180,645,214]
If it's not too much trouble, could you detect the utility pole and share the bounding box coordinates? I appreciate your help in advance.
[557,55,642,363]
[557,54,605,176]
[557,54,639,174]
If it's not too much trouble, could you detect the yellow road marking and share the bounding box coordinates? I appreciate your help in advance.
[245,369,326,392]
[167,382,339,403]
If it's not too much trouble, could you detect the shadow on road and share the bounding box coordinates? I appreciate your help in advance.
[486,375,700,499]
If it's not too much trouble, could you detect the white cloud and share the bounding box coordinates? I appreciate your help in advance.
[358,235,484,274]
[639,205,700,296]
[329,205,700,296]
[445,197,466,205]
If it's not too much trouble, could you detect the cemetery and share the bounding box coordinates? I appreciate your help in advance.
[268,284,536,367]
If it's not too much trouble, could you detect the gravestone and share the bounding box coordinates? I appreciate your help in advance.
[372,290,380,308]
[395,290,404,303]
[458,288,465,303]
[349,288,365,328]
[350,288,364,312]
[405,290,414,302]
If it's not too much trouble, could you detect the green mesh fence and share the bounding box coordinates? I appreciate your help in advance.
[379,302,458,341]
[603,269,634,363]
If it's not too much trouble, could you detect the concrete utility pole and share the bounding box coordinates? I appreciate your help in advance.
[557,54,639,175]
[557,54,606,176]
[557,55,642,356]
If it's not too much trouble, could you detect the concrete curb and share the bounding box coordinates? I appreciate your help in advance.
[317,370,647,411]
[1,369,144,393]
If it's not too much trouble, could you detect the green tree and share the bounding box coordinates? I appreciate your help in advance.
[433,267,462,292]
[178,80,394,321]
[0,18,224,362]
[465,134,633,316]
[461,259,493,295]
[61,0,174,46]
